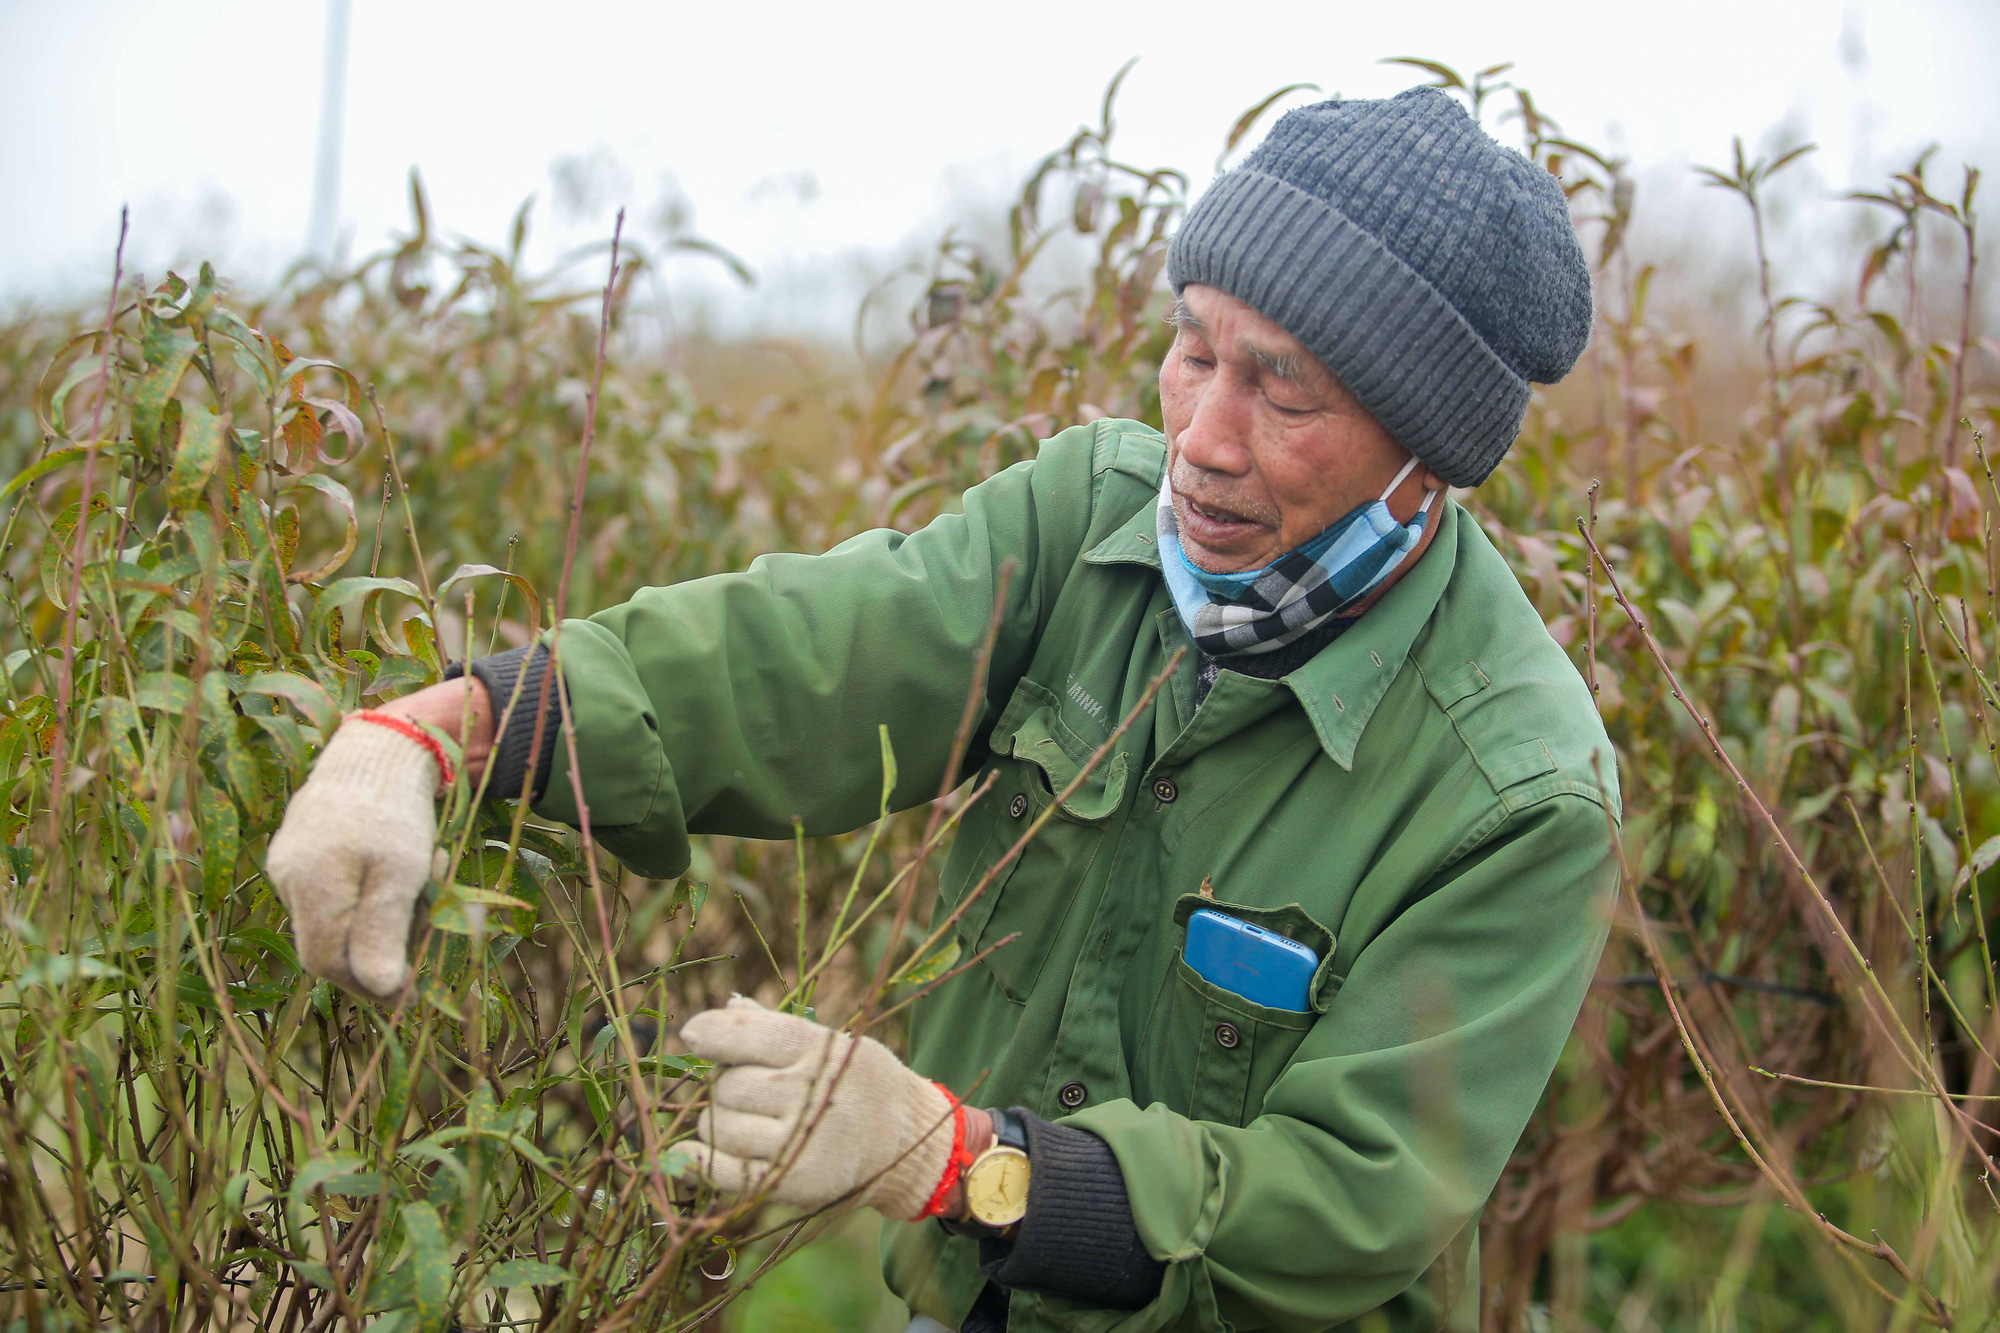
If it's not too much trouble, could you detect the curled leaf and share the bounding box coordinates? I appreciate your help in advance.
[437,563,542,638]
[281,473,360,583]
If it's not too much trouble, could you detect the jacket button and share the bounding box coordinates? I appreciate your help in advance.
[1058,1080,1088,1109]
[1153,778,1178,804]
[1214,1022,1241,1050]
[1008,793,1028,819]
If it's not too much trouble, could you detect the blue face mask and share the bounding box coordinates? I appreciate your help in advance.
[1174,456,1434,599]
[1157,456,1437,656]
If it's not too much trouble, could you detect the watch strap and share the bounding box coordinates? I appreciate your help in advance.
[986,1105,1029,1154]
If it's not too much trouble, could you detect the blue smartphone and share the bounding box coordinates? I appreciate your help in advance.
[1183,909,1319,1012]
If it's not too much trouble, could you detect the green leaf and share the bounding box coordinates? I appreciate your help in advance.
[398,1138,474,1203]
[223,1170,257,1220]
[198,784,239,909]
[366,654,432,698]
[659,1145,698,1181]
[362,1259,416,1313]
[877,723,899,813]
[131,319,198,453]
[44,351,112,440]
[223,926,301,973]
[248,710,311,775]
[563,987,591,1060]
[1220,82,1320,162]
[244,671,340,733]
[1379,56,1467,89]
[450,883,532,910]
[482,1259,571,1289]
[168,405,229,511]
[206,719,264,820]
[2,443,93,501]
[17,953,126,987]
[0,717,22,796]
[609,1053,700,1079]
[98,696,145,773]
[1951,835,2000,895]
[429,881,530,935]
[185,509,223,578]
[132,672,195,714]
[400,1201,454,1332]
[376,1028,414,1145]
[418,973,464,1021]
[39,495,112,611]
[290,1153,383,1203]
[403,615,442,673]
[1803,679,1863,743]
[1790,784,1846,825]
[272,504,300,575]
[580,1072,614,1133]
[893,937,961,986]
[501,1133,556,1173]
[292,1261,337,1291]
[206,306,274,376]
[312,575,424,648]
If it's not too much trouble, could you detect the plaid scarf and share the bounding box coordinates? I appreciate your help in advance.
[1156,462,1435,656]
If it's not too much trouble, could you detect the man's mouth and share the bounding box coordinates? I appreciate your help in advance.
[1177,492,1265,540]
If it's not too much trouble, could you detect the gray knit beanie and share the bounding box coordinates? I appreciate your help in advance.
[1168,86,1593,487]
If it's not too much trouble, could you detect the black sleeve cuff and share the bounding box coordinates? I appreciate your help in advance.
[444,644,562,804]
[974,1110,1165,1309]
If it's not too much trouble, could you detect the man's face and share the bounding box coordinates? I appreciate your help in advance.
[1158,283,1425,573]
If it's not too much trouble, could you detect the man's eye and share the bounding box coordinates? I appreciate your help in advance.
[1267,398,1315,417]
[1181,351,1214,370]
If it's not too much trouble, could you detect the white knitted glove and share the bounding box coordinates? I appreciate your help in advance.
[677,996,956,1221]
[265,718,443,999]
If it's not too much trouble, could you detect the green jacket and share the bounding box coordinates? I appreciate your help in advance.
[537,420,1620,1331]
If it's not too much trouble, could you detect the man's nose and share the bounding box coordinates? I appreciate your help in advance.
[1176,382,1252,478]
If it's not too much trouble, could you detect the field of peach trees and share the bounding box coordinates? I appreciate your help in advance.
[0,62,1994,1331]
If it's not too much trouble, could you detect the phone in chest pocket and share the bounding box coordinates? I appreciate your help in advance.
[1183,908,1319,1012]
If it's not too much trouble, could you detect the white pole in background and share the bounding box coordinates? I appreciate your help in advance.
[308,0,352,261]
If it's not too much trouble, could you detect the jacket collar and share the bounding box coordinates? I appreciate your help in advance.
[1085,495,1459,770]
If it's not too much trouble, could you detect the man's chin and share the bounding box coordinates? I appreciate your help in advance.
[1179,535,1274,575]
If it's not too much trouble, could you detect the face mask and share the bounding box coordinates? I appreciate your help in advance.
[1156,457,1437,656]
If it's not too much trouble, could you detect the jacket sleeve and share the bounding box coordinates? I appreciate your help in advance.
[1058,789,1618,1332]
[521,424,1109,879]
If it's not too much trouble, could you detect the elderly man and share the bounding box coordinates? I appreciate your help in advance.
[268,87,1618,1331]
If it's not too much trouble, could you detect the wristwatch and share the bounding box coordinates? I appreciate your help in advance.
[954,1106,1031,1236]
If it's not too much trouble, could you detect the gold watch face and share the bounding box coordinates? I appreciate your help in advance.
[964,1145,1030,1227]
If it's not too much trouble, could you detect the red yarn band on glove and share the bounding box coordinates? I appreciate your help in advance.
[347,710,457,789]
[915,1082,974,1221]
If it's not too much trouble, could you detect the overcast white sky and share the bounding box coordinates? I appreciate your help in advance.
[4,0,1996,333]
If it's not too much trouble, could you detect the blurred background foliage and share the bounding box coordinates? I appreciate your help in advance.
[1,59,1996,1331]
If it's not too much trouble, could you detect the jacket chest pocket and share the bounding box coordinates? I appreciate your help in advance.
[942,680,1128,1003]
[1134,894,1338,1127]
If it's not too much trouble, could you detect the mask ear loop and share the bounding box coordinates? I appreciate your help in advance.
[1380,458,1440,551]
[1377,455,1421,505]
